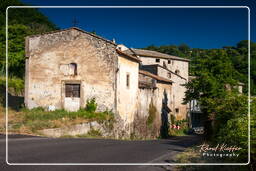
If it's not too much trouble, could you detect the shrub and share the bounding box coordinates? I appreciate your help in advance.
[0,76,24,105]
[212,93,250,163]
[170,114,176,125]
[87,129,102,137]
[170,120,189,136]
[146,100,157,127]
[217,116,248,162]
[85,98,97,112]
[0,77,24,94]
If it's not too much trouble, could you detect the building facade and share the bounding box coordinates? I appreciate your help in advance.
[25,27,189,137]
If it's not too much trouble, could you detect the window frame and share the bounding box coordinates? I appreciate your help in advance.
[65,83,80,98]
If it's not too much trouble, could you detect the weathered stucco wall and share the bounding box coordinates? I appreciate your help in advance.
[133,82,172,138]
[171,60,189,80]
[170,74,188,120]
[25,28,118,112]
[140,56,169,67]
[116,56,139,135]
[140,57,188,119]
[156,66,188,119]
[140,64,188,120]
[140,56,189,79]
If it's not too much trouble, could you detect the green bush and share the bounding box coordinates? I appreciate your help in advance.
[212,93,250,162]
[146,100,157,127]
[217,116,248,161]
[170,121,189,136]
[170,114,176,125]
[0,76,24,105]
[85,98,97,112]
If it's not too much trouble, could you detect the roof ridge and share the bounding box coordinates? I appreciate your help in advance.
[26,27,117,46]
[131,48,190,62]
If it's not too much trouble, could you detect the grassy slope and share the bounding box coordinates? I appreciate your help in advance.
[0,106,114,135]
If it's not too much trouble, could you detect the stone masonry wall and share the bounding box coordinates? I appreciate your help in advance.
[133,82,172,139]
[25,28,118,112]
[140,56,189,80]
[156,66,188,119]
[140,65,188,120]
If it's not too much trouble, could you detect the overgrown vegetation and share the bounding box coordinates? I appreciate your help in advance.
[146,100,157,127]
[0,0,58,105]
[183,72,251,163]
[85,98,97,113]
[145,35,255,167]
[145,42,255,166]
[0,98,114,135]
[169,118,189,136]
[22,107,113,123]
[159,42,254,165]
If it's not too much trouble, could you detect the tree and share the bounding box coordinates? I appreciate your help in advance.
[178,43,190,56]
[0,0,57,78]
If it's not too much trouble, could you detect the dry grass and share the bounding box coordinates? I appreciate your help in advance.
[174,146,251,171]
[0,106,114,136]
[0,105,25,133]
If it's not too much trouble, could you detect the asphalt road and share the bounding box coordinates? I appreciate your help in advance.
[0,134,202,171]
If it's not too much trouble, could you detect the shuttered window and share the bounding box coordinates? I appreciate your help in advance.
[65,84,80,97]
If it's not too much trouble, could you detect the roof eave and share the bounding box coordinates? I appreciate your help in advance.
[139,70,173,84]
[138,54,190,62]
[116,49,141,63]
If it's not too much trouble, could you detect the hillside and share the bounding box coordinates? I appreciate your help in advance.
[0,0,58,78]
[0,0,58,105]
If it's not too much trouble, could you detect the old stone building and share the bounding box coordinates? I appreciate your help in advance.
[25,27,189,138]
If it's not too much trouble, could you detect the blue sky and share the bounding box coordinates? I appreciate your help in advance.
[19,0,255,49]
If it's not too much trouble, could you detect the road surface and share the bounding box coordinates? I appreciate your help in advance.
[0,134,202,171]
